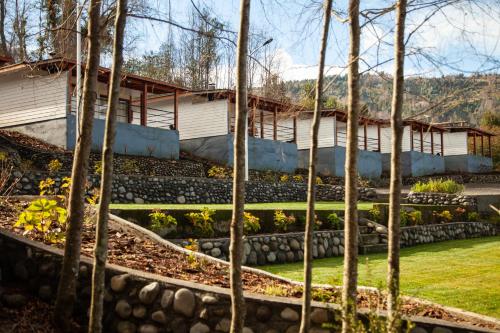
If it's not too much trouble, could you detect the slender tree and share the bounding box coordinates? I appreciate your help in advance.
[88,0,127,332]
[387,0,407,332]
[0,0,8,56]
[229,0,251,332]
[342,0,360,332]
[54,0,102,329]
[299,0,333,332]
[60,0,77,59]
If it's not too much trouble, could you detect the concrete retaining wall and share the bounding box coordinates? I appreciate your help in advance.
[444,155,493,173]
[383,151,445,177]
[3,117,68,148]
[67,114,180,159]
[298,146,382,179]
[181,134,298,173]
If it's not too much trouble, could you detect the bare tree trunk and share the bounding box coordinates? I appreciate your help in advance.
[60,0,77,59]
[88,0,127,332]
[230,0,251,332]
[342,0,360,332]
[299,1,332,332]
[0,0,8,56]
[387,1,407,332]
[54,0,102,330]
[13,0,27,61]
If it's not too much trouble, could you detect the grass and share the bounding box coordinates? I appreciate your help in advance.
[109,201,374,211]
[261,237,500,318]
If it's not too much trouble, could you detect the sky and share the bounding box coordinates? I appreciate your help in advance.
[127,0,500,81]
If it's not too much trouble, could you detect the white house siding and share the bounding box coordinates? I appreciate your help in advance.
[0,69,68,127]
[443,132,467,156]
[296,117,335,149]
[380,126,413,153]
[379,125,445,155]
[156,97,228,140]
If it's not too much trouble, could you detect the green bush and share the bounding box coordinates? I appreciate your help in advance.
[408,210,423,225]
[274,210,296,232]
[316,176,323,185]
[94,161,103,175]
[15,198,67,243]
[279,174,289,183]
[411,179,464,194]
[400,210,409,227]
[326,212,341,229]
[185,207,216,237]
[467,212,480,222]
[433,210,453,223]
[207,166,228,179]
[243,212,261,234]
[149,209,177,232]
[368,206,381,223]
[292,174,304,182]
[47,159,62,174]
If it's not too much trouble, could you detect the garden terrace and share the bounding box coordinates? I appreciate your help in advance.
[0,198,499,332]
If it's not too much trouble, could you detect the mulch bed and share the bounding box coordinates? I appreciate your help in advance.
[0,198,498,330]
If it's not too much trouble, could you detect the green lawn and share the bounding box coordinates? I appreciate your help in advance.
[110,201,373,211]
[262,237,500,318]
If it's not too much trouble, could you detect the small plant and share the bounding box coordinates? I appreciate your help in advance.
[207,165,228,179]
[47,159,62,174]
[14,198,67,243]
[39,178,56,196]
[94,161,103,175]
[400,209,409,227]
[433,210,453,223]
[121,159,139,174]
[407,210,423,226]
[292,174,304,182]
[274,210,296,232]
[467,211,480,222]
[264,284,289,297]
[368,206,381,223]
[243,212,260,234]
[279,174,289,182]
[411,178,464,194]
[184,239,200,270]
[185,207,216,237]
[316,176,323,185]
[149,209,177,232]
[326,212,341,229]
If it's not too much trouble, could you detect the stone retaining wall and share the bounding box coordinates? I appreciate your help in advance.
[175,222,496,266]
[406,192,477,206]
[11,172,378,204]
[401,222,496,247]
[175,230,345,266]
[0,228,495,333]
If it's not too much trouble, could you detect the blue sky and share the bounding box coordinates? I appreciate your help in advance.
[127,0,500,80]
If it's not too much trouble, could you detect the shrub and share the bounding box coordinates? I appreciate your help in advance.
[400,210,409,227]
[316,176,323,185]
[467,212,480,222]
[368,206,381,223]
[274,210,296,232]
[149,209,177,232]
[408,210,423,225]
[326,212,341,229]
[279,174,289,183]
[207,166,228,179]
[39,178,56,196]
[292,174,304,182]
[14,198,67,243]
[433,210,453,223]
[411,179,464,194]
[94,161,103,175]
[185,207,216,237]
[121,159,139,174]
[243,212,260,234]
[47,159,62,174]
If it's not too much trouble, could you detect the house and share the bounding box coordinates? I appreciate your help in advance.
[0,58,188,159]
[438,122,494,173]
[148,89,299,173]
[378,120,446,177]
[296,109,385,179]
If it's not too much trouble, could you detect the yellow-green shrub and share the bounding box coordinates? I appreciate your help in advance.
[274,210,296,232]
[149,209,177,232]
[185,207,216,237]
[411,179,464,194]
[243,212,260,234]
[47,159,62,174]
[207,166,228,179]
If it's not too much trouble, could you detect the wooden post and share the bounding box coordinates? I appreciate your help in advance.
[377,123,381,152]
[273,106,277,140]
[127,95,133,123]
[251,99,256,137]
[174,89,179,130]
[488,136,492,158]
[440,130,444,156]
[260,109,264,138]
[473,132,476,155]
[141,84,147,126]
[481,135,484,156]
[293,116,297,143]
[420,125,424,152]
[363,121,368,150]
[410,124,414,151]
[430,130,434,154]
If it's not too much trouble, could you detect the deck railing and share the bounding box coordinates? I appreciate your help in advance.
[229,115,295,142]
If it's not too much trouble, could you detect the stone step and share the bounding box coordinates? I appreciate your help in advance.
[359,243,388,255]
[360,233,380,245]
